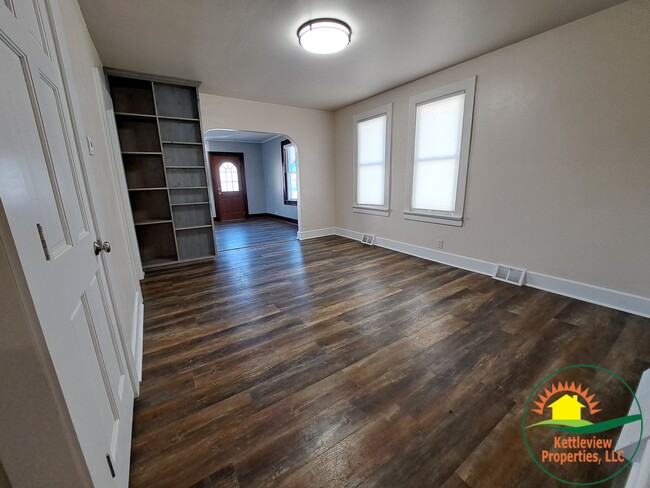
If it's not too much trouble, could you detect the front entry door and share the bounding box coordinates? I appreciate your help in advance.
[0,0,133,486]
[210,152,248,221]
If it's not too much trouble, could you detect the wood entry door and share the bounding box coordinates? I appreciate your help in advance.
[210,152,248,221]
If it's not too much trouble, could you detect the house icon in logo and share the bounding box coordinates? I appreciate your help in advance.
[549,394,585,421]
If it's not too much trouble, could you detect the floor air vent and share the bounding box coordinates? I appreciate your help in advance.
[361,234,376,245]
[493,264,526,286]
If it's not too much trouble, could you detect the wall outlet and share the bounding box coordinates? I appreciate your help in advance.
[436,239,444,249]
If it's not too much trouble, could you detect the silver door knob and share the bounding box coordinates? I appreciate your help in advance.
[94,240,111,255]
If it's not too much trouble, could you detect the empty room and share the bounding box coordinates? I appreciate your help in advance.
[1,0,649,487]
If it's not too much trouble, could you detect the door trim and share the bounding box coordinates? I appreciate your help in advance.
[93,67,143,281]
[209,151,249,222]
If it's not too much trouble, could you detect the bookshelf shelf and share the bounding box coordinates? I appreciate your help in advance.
[107,70,215,270]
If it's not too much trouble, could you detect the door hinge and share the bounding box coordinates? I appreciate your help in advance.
[36,223,50,261]
[106,454,116,478]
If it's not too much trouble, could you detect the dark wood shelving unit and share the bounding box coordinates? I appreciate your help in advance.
[106,70,216,270]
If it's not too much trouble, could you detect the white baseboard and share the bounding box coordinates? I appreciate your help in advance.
[526,272,650,319]
[335,227,364,241]
[334,227,650,319]
[297,227,336,240]
[377,235,496,276]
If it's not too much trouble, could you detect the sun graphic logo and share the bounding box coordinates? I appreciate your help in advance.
[522,365,644,485]
[528,381,601,429]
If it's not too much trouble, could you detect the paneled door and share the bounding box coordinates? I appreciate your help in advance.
[210,152,248,221]
[0,0,133,486]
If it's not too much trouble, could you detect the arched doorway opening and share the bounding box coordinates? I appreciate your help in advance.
[204,128,301,251]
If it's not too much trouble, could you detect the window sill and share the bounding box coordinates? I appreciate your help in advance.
[403,210,463,227]
[284,200,298,206]
[353,206,390,217]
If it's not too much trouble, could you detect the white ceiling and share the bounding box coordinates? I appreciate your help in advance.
[204,129,282,144]
[77,0,626,111]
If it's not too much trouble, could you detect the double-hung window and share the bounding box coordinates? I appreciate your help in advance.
[353,104,392,216]
[405,77,476,226]
[281,139,298,205]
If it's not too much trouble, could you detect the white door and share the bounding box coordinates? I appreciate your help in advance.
[0,0,133,486]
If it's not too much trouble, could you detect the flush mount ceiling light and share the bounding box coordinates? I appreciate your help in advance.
[297,18,351,54]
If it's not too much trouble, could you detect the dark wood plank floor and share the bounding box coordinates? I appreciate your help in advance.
[215,217,297,251]
[131,236,650,488]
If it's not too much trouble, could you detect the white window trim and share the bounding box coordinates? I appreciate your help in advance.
[404,77,476,226]
[352,103,392,217]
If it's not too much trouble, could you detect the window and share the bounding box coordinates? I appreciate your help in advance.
[219,162,240,192]
[405,77,476,226]
[353,104,392,216]
[281,139,298,205]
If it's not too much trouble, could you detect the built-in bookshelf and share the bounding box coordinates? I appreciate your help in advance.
[106,70,215,269]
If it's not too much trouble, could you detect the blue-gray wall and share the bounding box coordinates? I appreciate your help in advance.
[206,140,266,217]
[206,137,298,221]
[262,136,298,220]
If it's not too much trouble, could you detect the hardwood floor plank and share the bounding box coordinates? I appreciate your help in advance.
[214,217,297,251]
[191,465,241,488]
[131,236,650,488]
[276,410,420,488]
[357,382,513,487]
[132,392,254,465]
[232,399,368,487]
[132,369,358,488]
[455,408,562,488]
[441,473,471,488]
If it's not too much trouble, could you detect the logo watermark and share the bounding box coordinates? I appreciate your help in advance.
[522,364,643,485]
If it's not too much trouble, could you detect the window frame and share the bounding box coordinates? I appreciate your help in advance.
[218,161,240,192]
[281,139,298,206]
[352,103,392,217]
[404,77,476,226]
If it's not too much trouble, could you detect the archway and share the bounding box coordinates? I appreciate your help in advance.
[203,128,301,251]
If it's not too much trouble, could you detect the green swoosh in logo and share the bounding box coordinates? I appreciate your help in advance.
[526,414,641,434]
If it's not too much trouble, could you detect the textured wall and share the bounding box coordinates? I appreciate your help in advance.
[334,0,650,298]
[205,140,267,216]
[200,94,334,232]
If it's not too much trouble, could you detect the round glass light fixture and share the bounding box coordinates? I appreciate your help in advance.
[297,18,351,54]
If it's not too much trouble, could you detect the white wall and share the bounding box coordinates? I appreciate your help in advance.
[205,140,267,216]
[262,137,299,220]
[334,0,650,299]
[200,94,335,232]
